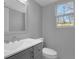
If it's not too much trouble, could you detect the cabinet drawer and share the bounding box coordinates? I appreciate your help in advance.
[34,43,43,55]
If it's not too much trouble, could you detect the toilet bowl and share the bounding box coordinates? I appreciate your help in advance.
[42,48,57,59]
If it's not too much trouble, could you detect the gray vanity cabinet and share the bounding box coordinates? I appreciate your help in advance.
[6,48,33,59]
[5,42,43,59]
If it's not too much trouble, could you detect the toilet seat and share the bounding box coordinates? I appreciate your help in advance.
[42,48,57,56]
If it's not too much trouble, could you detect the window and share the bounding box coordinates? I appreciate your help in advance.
[56,1,74,28]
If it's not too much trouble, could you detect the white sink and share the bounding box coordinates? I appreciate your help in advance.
[4,41,23,51]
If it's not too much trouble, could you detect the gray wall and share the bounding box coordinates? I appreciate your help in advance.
[4,0,42,42]
[27,0,42,38]
[42,1,75,59]
[4,7,9,32]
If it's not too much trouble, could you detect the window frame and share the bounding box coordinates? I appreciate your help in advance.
[55,1,75,28]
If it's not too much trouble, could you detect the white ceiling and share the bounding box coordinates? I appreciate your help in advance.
[4,0,59,12]
[4,0,71,12]
[34,0,58,6]
[34,0,72,6]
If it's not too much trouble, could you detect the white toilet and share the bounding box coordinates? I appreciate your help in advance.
[42,48,58,59]
[38,38,58,59]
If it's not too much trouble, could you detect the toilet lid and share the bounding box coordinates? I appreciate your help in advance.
[42,48,57,56]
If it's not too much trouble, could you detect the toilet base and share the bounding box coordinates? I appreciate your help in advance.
[43,56,58,59]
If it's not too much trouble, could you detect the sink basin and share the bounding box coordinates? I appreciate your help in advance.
[4,41,23,51]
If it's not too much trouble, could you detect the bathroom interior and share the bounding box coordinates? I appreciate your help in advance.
[4,0,75,59]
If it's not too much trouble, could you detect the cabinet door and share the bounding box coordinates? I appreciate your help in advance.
[34,43,43,59]
[34,52,43,59]
[6,48,33,59]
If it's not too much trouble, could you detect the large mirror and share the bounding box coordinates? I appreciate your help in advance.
[4,0,28,33]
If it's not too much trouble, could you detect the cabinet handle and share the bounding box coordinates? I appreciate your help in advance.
[31,51,34,54]
[31,55,34,59]
[38,48,41,51]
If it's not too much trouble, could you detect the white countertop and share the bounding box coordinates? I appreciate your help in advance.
[4,39,43,58]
